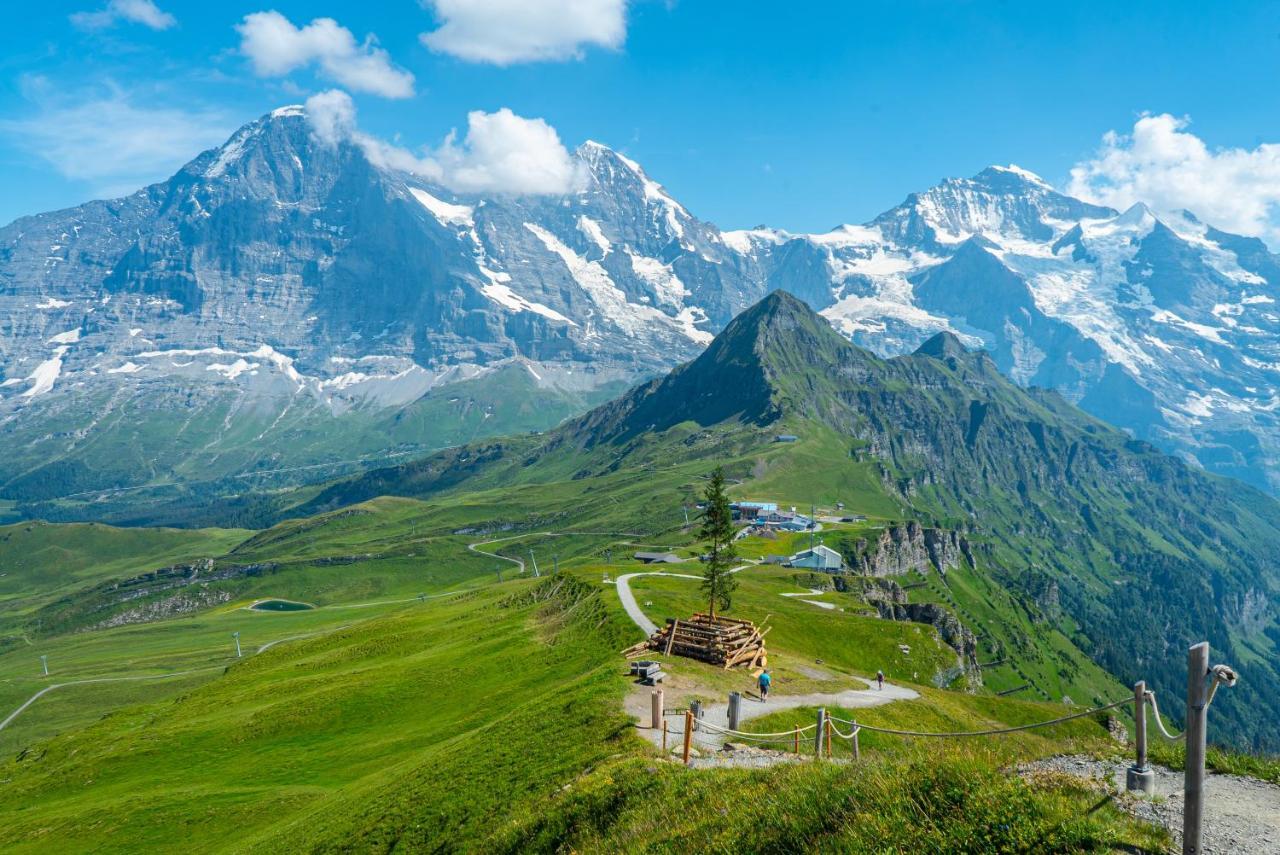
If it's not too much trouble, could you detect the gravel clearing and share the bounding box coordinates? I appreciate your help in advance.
[1022,754,1280,854]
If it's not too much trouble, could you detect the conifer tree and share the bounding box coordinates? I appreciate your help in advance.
[699,466,738,619]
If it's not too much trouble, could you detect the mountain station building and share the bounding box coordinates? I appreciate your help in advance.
[786,545,843,572]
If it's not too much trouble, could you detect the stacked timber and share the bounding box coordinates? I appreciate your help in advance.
[622,613,769,670]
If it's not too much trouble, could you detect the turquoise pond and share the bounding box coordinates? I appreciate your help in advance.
[250,599,314,612]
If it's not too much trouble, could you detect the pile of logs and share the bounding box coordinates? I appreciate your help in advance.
[623,613,769,671]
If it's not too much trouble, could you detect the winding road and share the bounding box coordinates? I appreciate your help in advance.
[615,562,756,637]
[0,666,225,733]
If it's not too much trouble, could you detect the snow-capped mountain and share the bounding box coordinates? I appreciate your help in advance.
[2,106,1279,517]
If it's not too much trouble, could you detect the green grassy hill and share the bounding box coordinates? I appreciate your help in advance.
[283,291,1280,752]
[3,289,1277,850]
[1,557,1164,853]
[3,364,628,528]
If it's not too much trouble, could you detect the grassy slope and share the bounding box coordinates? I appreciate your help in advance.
[5,365,628,527]
[0,521,250,627]
[1,559,1166,853]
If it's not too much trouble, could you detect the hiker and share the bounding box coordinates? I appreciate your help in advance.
[758,669,771,702]
[876,670,885,691]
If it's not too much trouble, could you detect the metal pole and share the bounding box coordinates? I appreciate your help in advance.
[233,632,242,658]
[683,711,693,766]
[794,725,800,754]
[663,720,668,752]
[727,692,741,731]
[651,689,664,729]
[852,721,860,760]
[814,708,826,758]
[690,699,702,731]
[1127,680,1154,794]
[1184,642,1210,855]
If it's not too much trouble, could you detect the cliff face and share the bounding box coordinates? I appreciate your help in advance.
[873,600,983,689]
[846,522,971,577]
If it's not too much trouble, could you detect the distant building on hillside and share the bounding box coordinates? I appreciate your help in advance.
[634,551,681,564]
[786,544,843,572]
[774,434,799,443]
[731,500,777,521]
[757,510,813,532]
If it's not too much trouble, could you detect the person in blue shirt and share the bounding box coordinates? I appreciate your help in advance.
[758,669,771,702]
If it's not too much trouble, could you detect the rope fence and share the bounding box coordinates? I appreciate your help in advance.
[1145,690,1184,742]
[651,642,1235,855]
[827,697,1129,738]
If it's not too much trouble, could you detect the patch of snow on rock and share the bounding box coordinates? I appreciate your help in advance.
[22,346,68,397]
[409,187,474,228]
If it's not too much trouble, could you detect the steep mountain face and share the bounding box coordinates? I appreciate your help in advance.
[729,169,1280,493]
[0,109,750,512]
[302,290,1280,752]
[4,107,1280,513]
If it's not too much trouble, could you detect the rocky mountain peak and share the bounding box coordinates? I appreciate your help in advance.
[913,330,970,361]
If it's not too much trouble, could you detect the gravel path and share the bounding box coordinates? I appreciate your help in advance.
[1023,754,1280,854]
[614,570,702,636]
[626,674,917,764]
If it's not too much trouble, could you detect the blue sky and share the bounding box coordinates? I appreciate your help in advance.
[3,1,1280,239]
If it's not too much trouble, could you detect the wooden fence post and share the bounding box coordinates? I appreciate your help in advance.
[690,699,702,732]
[814,708,826,758]
[683,710,693,766]
[651,689,664,729]
[826,716,833,757]
[793,725,799,754]
[852,720,860,761]
[728,691,741,731]
[662,720,668,753]
[1126,680,1154,794]
[1183,643,1210,855]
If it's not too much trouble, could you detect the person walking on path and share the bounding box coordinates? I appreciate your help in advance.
[758,669,771,702]
[876,670,885,691]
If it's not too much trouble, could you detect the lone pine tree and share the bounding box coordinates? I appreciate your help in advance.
[699,466,738,619]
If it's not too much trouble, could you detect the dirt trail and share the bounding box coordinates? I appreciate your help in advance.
[1025,755,1280,854]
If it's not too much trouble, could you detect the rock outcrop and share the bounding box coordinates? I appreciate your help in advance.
[848,522,971,577]
[876,601,982,688]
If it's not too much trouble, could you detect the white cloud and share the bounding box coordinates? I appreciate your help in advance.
[303,90,585,195]
[304,89,357,147]
[1068,113,1280,244]
[420,0,626,65]
[433,108,586,194]
[71,0,177,30]
[0,89,232,199]
[237,11,415,99]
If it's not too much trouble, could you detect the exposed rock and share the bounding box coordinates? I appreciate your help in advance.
[876,601,982,688]
[850,522,971,577]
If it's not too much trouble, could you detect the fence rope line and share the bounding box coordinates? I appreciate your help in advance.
[1144,690,1184,742]
[698,720,817,738]
[827,719,860,740]
[827,698,1129,738]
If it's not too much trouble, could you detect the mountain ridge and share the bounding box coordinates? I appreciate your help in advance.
[3,104,1280,519]
[292,289,1280,752]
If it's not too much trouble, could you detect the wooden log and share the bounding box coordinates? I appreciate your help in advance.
[664,620,678,656]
